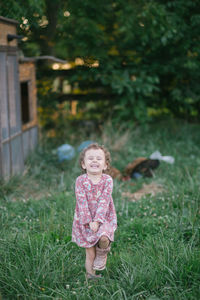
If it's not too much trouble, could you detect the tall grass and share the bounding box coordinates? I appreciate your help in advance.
[0,120,200,299]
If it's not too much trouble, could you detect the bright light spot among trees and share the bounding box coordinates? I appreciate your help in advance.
[52,63,72,70]
[131,75,137,81]
[64,11,70,17]
[52,63,60,70]
[91,61,99,67]
[75,58,84,66]
[23,18,28,25]
[62,63,72,70]
[39,16,49,27]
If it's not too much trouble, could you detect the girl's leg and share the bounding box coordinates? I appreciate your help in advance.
[93,236,111,271]
[85,246,96,275]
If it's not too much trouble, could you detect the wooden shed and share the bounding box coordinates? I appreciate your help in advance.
[0,16,38,180]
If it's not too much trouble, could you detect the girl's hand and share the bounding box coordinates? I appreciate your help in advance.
[89,221,99,232]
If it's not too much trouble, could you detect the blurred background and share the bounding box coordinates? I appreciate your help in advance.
[1,0,199,144]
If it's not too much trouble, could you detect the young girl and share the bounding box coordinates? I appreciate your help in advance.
[72,143,117,279]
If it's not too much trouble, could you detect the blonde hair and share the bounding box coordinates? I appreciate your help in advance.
[79,143,111,172]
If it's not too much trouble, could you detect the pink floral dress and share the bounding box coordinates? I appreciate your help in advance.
[72,173,117,248]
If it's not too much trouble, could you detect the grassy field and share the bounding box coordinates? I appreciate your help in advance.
[0,120,200,299]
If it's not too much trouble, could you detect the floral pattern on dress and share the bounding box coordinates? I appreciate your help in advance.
[72,173,117,248]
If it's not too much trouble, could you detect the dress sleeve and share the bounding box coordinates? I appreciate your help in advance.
[75,177,92,225]
[93,176,113,224]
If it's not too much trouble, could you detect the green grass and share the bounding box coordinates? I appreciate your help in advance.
[0,119,200,299]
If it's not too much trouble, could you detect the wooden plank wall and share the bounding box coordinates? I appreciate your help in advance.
[0,17,38,180]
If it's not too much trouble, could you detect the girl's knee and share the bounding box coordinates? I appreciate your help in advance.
[98,236,110,249]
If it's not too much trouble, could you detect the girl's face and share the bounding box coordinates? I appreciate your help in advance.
[82,148,107,176]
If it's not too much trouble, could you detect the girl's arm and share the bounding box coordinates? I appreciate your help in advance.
[75,177,92,225]
[93,176,113,224]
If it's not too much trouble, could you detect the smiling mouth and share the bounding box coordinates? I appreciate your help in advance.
[90,164,99,168]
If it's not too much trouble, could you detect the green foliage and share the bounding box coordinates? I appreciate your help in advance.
[0,120,200,299]
[1,0,200,122]
[62,0,200,122]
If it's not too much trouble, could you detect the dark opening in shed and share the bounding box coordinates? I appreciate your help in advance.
[20,81,30,124]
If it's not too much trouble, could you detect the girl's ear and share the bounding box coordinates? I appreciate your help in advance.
[103,164,107,171]
[82,162,86,169]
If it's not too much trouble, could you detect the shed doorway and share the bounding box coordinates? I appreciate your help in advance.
[20,81,30,125]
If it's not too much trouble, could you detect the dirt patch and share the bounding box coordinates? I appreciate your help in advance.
[122,182,164,202]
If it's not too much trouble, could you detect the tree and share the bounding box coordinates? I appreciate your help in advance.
[1,0,200,122]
